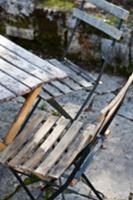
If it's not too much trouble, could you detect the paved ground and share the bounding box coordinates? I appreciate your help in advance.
[0,73,133,200]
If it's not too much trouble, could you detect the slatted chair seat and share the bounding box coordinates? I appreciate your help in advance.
[0,111,96,181]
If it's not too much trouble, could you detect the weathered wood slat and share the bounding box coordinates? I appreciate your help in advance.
[0,35,67,79]
[0,70,30,96]
[62,78,82,91]
[49,59,92,88]
[0,111,45,162]
[51,81,72,94]
[63,104,81,119]
[0,45,55,82]
[49,124,96,179]
[86,0,129,20]
[0,84,15,103]
[63,60,95,82]
[9,116,58,167]
[97,94,125,135]
[22,117,70,170]
[98,72,133,121]
[35,121,83,178]
[73,8,122,40]
[0,58,42,89]
[40,90,52,100]
[43,83,63,97]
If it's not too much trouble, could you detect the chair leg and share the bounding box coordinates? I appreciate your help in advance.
[47,167,80,200]
[18,97,42,134]
[59,178,66,200]
[82,173,104,200]
[47,98,73,120]
[10,168,36,200]
[47,141,96,200]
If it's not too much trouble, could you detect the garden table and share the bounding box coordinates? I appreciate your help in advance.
[0,34,67,151]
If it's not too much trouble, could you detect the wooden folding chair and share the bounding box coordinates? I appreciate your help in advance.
[0,69,133,200]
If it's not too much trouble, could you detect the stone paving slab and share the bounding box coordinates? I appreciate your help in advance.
[119,85,133,121]
[86,115,133,200]
[0,73,133,200]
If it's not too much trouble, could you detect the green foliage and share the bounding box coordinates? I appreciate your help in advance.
[52,110,60,116]
[40,102,48,111]
[44,188,53,200]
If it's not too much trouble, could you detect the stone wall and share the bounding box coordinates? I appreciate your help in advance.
[0,1,132,73]
[0,0,35,16]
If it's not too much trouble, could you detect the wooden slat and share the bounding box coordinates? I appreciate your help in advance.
[0,58,42,89]
[51,81,72,94]
[0,45,55,82]
[49,124,96,179]
[93,75,133,136]
[22,117,70,170]
[63,60,95,82]
[62,78,82,91]
[0,70,30,96]
[40,90,52,100]
[43,83,63,97]
[73,8,122,40]
[63,103,81,119]
[9,116,58,167]
[0,111,45,161]
[5,86,42,145]
[0,84,15,103]
[0,35,67,79]
[35,121,83,178]
[98,72,133,121]
[86,0,129,20]
[98,94,125,135]
[49,59,92,88]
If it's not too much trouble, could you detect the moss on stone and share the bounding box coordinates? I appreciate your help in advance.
[7,16,32,29]
[40,0,76,10]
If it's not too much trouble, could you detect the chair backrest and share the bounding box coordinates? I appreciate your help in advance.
[85,0,129,20]
[64,0,129,57]
[65,0,129,120]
